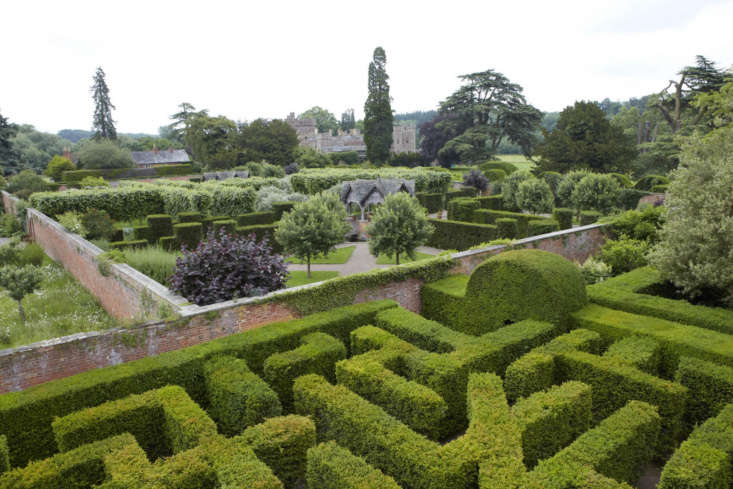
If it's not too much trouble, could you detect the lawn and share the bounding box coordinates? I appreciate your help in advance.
[0,262,118,349]
[287,246,356,264]
[286,270,339,287]
[375,251,435,265]
[496,154,536,172]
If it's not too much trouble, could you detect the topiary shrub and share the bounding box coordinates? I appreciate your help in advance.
[423,249,588,335]
[617,188,652,210]
[501,170,533,211]
[81,209,115,240]
[580,210,601,225]
[447,197,480,222]
[634,174,670,191]
[553,208,573,230]
[462,169,489,193]
[570,173,620,214]
[173,222,203,250]
[44,155,75,182]
[177,212,202,223]
[516,178,554,214]
[147,214,174,240]
[169,230,288,305]
[212,219,236,235]
[556,170,589,207]
[496,218,518,239]
[608,172,633,188]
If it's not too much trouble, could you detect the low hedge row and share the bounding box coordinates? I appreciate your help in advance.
[293,372,524,489]
[527,401,660,485]
[571,304,733,375]
[51,385,217,460]
[426,218,496,250]
[263,332,346,409]
[445,187,477,202]
[109,239,147,250]
[31,187,165,220]
[555,350,687,456]
[174,222,203,249]
[336,343,449,439]
[0,300,396,467]
[61,164,195,183]
[658,403,733,489]
[306,441,401,489]
[447,197,480,222]
[476,194,503,210]
[580,210,601,225]
[512,381,592,468]
[552,208,573,230]
[0,435,7,475]
[603,336,662,374]
[416,192,444,213]
[479,160,517,175]
[290,168,452,194]
[271,201,296,220]
[147,214,174,240]
[587,267,733,335]
[239,414,316,486]
[674,356,733,429]
[204,356,281,436]
[528,219,559,236]
[236,211,276,227]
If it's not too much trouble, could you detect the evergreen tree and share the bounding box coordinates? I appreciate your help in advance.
[90,67,117,140]
[0,110,19,173]
[340,109,356,132]
[364,47,393,164]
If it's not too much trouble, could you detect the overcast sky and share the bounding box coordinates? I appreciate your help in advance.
[2,0,732,135]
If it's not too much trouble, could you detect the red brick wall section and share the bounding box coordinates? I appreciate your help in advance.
[2,191,19,216]
[0,301,298,393]
[354,278,423,313]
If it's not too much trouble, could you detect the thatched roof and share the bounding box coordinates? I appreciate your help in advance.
[340,178,415,208]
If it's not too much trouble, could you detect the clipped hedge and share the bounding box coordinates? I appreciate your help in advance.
[240,414,316,486]
[174,222,202,249]
[51,385,217,460]
[617,188,652,210]
[426,218,496,250]
[290,168,451,194]
[212,219,236,235]
[447,197,480,222]
[61,164,194,183]
[0,435,7,475]
[271,201,296,220]
[512,381,592,468]
[236,211,276,227]
[445,187,477,202]
[423,250,587,335]
[675,356,733,428]
[0,300,396,467]
[658,404,733,489]
[580,210,601,225]
[306,441,401,489]
[552,208,573,230]
[204,355,282,436]
[416,192,444,213]
[146,214,173,240]
[476,194,503,210]
[496,217,519,238]
[474,209,534,237]
[479,160,517,175]
[109,239,147,250]
[177,211,202,223]
[30,187,165,220]
[587,267,733,335]
[528,219,559,236]
[132,225,153,244]
[603,336,661,374]
[263,332,346,409]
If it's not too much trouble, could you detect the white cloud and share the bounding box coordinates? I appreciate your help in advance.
[1,0,731,134]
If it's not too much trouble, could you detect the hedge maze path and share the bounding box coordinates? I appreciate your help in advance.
[1,252,733,488]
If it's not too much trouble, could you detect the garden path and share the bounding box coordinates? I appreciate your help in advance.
[286,242,442,276]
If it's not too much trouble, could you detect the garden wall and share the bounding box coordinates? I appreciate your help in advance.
[0,191,607,393]
[1,191,19,217]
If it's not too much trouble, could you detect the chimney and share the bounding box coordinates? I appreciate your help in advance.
[153,145,158,155]
[63,147,72,161]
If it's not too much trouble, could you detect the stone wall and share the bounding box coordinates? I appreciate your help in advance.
[1,190,20,217]
[0,192,608,393]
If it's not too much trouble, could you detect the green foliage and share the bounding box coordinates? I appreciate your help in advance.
[541,171,563,197]
[329,150,360,165]
[674,357,733,428]
[579,257,613,285]
[290,167,451,194]
[556,170,589,207]
[516,177,554,214]
[0,213,21,237]
[603,336,662,374]
[528,219,559,236]
[0,264,41,303]
[31,186,164,220]
[447,196,480,221]
[0,434,7,475]
[77,140,133,169]
[536,101,637,173]
[121,246,179,286]
[203,355,281,436]
[648,126,733,305]
[598,237,649,274]
[415,192,444,213]
[294,146,330,168]
[79,176,109,187]
[586,267,733,335]
[608,172,632,188]
[364,47,393,164]
[306,441,401,489]
[422,249,588,335]
[91,67,117,140]
[426,218,496,250]
[476,194,504,210]
[580,210,601,225]
[43,155,75,182]
[299,106,339,134]
[616,188,652,210]
[612,206,665,242]
[81,208,115,240]
[496,217,519,239]
[479,160,518,175]
[62,164,194,182]
[17,243,43,267]
[146,214,173,241]
[173,222,203,250]
[553,207,573,230]
[501,169,533,211]
[57,211,87,236]
[570,173,621,214]
[6,170,48,199]
[634,174,670,191]
[275,193,350,276]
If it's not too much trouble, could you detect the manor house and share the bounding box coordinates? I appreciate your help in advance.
[285,113,416,155]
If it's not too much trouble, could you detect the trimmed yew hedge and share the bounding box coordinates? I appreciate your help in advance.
[306,441,401,489]
[61,164,195,183]
[416,192,444,213]
[674,356,733,428]
[426,218,496,250]
[236,211,276,227]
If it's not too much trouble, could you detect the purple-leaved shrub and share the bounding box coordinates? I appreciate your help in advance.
[169,230,288,306]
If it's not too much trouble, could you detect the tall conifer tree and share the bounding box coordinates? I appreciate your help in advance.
[364,47,393,164]
[91,67,117,140]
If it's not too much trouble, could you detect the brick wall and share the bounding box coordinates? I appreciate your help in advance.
[0,194,608,393]
[2,190,19,217]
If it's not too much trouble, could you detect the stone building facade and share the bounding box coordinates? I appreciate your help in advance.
[286,113,416,155]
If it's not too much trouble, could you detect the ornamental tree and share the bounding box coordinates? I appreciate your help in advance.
[516,178,554,214]
[169,230,287,306]
[649,125,733,305]
[43,155,75,182]
[501,170,533,211]
[570,173,620,215]
[367,193,434,265]
[275,193,350,277]
[0,265,42,323]
[462,169,489,193]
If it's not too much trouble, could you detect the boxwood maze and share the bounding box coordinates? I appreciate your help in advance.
[1,251,732,488]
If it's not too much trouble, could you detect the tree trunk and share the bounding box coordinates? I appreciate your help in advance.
[17,300,25,324]
[396,252,400,265]
[307,255,311,279]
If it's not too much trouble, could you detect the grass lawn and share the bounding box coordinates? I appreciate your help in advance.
[0,261,118,349]
[375,251,434,265]
[286,270,339,287]
[496,154,536,172]
[287,246,356,265]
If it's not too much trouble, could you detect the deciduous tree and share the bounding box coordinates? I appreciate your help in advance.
[299,106,339,134]
[0,265,42,323]
[367,193,433,265]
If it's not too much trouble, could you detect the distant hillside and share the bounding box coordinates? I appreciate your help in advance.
[57,129,156,143]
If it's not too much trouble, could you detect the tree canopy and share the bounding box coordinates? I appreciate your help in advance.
[299,106,339,134]
[535,101,637,173]
[367,193,433,265]
[364,47,393,164]
[0,111,19,174]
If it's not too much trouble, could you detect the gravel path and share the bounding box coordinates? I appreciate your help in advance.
[286,242,442,275]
